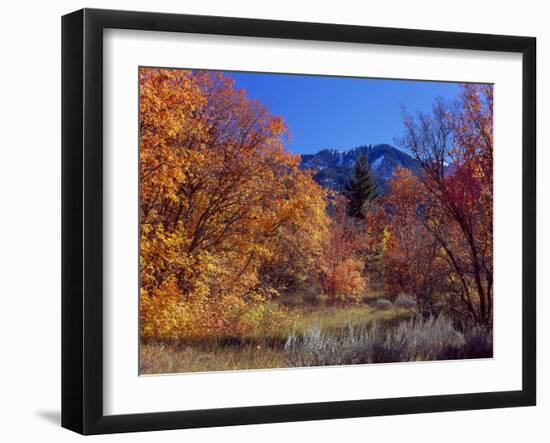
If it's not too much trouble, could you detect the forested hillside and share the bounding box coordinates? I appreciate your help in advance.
[300,144,420,192]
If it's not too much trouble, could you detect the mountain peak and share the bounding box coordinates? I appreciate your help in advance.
[300,143,419,193]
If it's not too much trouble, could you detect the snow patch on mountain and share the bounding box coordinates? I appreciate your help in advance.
[299,143,421,194]
[371,155,385,170]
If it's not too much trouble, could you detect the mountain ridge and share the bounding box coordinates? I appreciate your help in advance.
[299,143,420,193]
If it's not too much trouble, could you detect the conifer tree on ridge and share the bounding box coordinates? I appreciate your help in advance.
[344,154,378,219]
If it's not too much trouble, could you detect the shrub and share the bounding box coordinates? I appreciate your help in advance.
[388,315,464,361]
[284,324,384,367]
[284,314,492,367]
[394,293,417,309]
[280,288,324,307]
[373,298,393,310]
[302,288,324,306]
[431,301,450,317]
[361,294,377,305]
[462,326,493,358]
[280,294,304,308]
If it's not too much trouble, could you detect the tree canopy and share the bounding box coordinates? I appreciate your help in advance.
[139,68,329,339]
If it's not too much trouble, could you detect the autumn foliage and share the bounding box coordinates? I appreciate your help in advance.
[139,68,328,340]
[379,167,447,309]
[384,85,493,325]
[321,196,367,304]
[139,67,493,349]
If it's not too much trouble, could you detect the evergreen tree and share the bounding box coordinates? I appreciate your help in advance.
[344,154,378,218]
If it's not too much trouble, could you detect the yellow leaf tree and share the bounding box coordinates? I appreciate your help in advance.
[139,68,328,340]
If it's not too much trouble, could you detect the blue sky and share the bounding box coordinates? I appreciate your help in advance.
[224,71,461,155]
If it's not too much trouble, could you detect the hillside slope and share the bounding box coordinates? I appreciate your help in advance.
[300,144,420,193]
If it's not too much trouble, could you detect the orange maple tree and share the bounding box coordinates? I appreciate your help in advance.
[139,68,328,339]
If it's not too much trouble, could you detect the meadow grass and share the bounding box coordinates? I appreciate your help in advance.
[140,341,286,373]
[140,301,415,374]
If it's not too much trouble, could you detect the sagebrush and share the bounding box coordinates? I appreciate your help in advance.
[284,314,492,367]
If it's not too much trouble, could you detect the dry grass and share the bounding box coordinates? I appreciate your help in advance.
[140,302,415,375]
[140,342,286,374]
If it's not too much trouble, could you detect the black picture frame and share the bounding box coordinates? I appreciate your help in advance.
[61,8,537,435]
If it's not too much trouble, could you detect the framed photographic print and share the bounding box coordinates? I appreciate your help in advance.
[61,8,536,435]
